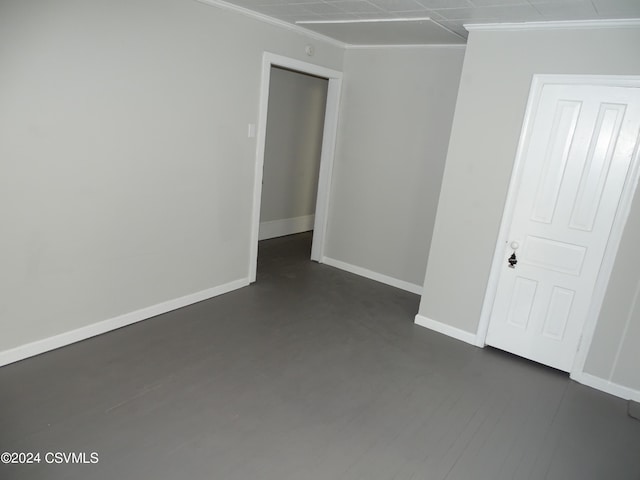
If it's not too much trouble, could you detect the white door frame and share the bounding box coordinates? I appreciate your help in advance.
[249,52,343,283]
[476,74,640,380]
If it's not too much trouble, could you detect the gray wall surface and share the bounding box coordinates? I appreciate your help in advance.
[585,192,640,389]
[325,47,465,287]
[418,27,640,391]
[0,0,343,353]
[260,67,327,223]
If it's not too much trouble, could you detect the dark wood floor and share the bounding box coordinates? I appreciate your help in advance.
[1,232,639,479]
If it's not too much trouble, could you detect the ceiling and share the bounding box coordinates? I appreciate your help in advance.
[205,0,640,45]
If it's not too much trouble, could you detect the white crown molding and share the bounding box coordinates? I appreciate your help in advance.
[345,43,466,50]
[465,18,640,32]
[297,17,432,24]
[194,0,347,49]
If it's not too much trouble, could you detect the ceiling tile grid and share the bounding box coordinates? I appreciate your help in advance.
[214,0,640,44]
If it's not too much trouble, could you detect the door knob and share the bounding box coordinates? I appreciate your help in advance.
[508,240,519,268]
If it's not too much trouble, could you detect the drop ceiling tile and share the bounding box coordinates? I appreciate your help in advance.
[482,4,546,20]
[300,2,347,14]
[367,0,429,13]
[532,0,598,20]
[435,3,543,20]
[415,0,474,8]
[328,0,387,13]
[205,0,640,45]
[470,0,529,6]
[423,9,448,19]
[253,3,318,14]
[591,0,640,15]
[433,7,489,19]
[223,0,290,6]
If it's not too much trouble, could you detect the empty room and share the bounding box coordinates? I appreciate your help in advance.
[1,0,640,479]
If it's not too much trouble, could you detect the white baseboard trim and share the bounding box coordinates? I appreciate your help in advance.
[414,314,478,346]
[259,215,315,241]
[570,371,640,402]
[0,278,249,368]
[321,256,423,295]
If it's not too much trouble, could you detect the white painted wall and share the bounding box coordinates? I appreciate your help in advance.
[259,67,328,240]
[0,0,343,356]
[418,26,640,395]
[324,46,465,289]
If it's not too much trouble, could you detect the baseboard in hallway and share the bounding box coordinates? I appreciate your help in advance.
[259,215,315,241]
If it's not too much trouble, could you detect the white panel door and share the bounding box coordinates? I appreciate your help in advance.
[486,84,640,372]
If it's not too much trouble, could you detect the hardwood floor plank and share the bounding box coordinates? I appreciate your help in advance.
[1,233,639,480]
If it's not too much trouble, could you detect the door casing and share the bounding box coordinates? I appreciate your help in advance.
[476,74,640,381]
[249,52,343,282]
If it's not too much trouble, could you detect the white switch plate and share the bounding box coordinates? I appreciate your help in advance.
[248,123,256,138]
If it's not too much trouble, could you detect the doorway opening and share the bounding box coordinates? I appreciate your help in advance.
[258,66,328,266]
[249,53,343,282]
